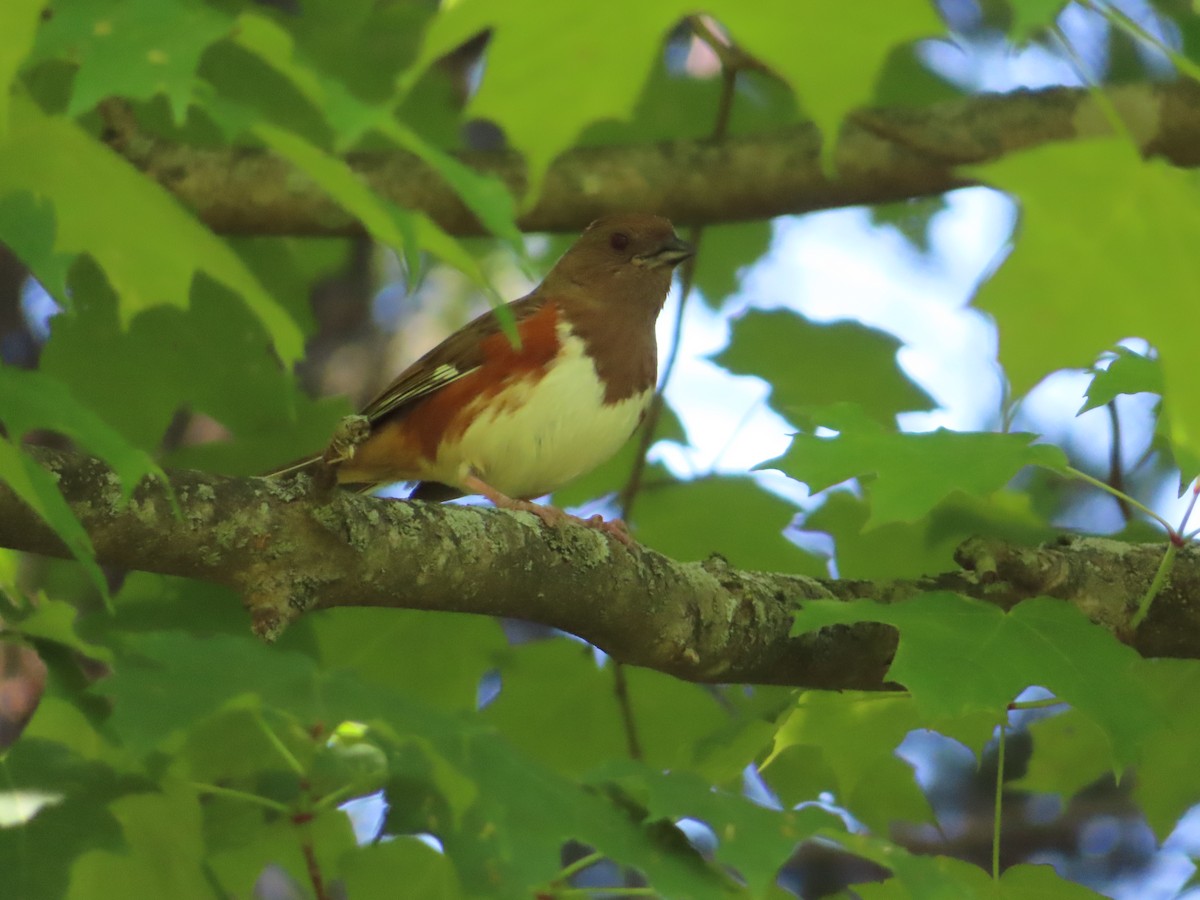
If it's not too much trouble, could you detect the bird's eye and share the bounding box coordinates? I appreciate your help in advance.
[610,232,630,251]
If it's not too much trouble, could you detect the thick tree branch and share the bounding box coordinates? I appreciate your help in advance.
[2,446,1197,688]
[105,82,1200,236]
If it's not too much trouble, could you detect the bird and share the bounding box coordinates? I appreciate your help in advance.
[268,213,693,542]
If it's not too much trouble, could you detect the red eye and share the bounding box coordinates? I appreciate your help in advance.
[610,232,630,251]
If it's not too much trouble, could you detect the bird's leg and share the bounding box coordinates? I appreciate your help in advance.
[461,474,636,548]
[324,414,372,466]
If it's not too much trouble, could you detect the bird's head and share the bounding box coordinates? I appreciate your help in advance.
[545,214,693,314]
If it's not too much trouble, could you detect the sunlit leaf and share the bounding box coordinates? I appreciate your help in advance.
[32,0,231,121]
[0,97,303,362]
[1080,347,1162,413]
[971,141,1200,473]
[719,0,943,165]
[0,0,45,135]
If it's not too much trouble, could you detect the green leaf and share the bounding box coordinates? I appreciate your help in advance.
[302,608,506,713]
[438,725,726,897]
[0,191,72,296]
[1017,709,1110,798]
[802,490,956,580]
[843,831,1103,898]
[1080,347,1163,413]
[66,783,210,900]
[624,666,777,785]
[715,310,934,424]
[0,0,45,135]
[94,631,323,752]
[252,120,495,289]
[718,0,943,165]
[486,639,773,783]
[691,221,774,307]
[870,195,949,252]
[970,141,1200,471]
[1128,658,1200,838]
[768,406,1067,528]
[41,269,345,468]
[0,438,106,600]
[226,9,378,142]
[590,761,839,895]
[804,489,1055,580]
[0,738,144,900]
[377,119,521,249]
[484,639,627,777]
[339,838,463,900]
[405,0,697,189]
[206,808,358,899]
[11,596,113,665]
[89,623,745,897]
[632,475,823,575]
[791,593,1161,766]
[33,0,231,121]
[763,691,934,832]
[231,10,519,257]
[0,96,303,363]
[0,366,163,498]
[1009,0,1069,42]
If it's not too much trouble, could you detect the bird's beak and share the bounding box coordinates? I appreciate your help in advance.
[636,236,694,268]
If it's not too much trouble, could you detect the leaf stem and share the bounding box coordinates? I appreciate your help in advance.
[612,663,643,761]
[1131,540,1177,628]
[1084,0,1200,82]
[189,781,291,814]
[993,722,1006,880]
[1061,466,1173,533]
[1177,480,1200,535]
[552,851,605,885]
[1008,697,1064,712]
[256,714,307,776]
[311,784,360,811]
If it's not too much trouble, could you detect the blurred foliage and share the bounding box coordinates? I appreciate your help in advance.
[1,0,1200,897]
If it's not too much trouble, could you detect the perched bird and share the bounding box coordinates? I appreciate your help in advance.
[269,213,693,541]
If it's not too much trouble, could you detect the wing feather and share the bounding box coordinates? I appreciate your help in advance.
[359,294,545,424]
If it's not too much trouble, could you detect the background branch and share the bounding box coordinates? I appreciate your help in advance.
[104,82,1200,237]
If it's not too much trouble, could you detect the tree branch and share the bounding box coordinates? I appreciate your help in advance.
[105,82,1200,236]
[3,446,1198,687]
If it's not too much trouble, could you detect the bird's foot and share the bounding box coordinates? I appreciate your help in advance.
[463,475,636,548]
[324,414,372,466]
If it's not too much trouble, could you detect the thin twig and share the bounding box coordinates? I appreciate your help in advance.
[299,833,329,900]
[992,721,1006,880]
[612,662,643,761]
[1106,402,1132,523]
[619,26,741,519]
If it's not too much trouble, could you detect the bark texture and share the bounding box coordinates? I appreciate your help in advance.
[1,446,1195,688]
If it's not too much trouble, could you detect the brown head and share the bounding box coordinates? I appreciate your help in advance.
[540,214,692,402]
[542,214,693,320]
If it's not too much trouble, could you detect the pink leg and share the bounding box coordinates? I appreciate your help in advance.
[462,474,636,548]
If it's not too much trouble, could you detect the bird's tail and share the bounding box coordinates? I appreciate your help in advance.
[262,453,325,479]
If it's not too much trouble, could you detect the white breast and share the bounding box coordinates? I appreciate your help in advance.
[434,323,651,500]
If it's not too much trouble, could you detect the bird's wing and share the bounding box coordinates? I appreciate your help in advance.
[360,294,546,423]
